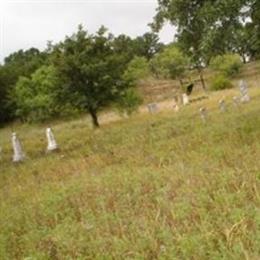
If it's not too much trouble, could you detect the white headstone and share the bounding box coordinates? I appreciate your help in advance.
[219,99,226,112]
[46,128,58,152]
[239,80,250,103]
[147,103,158,114]
[182,93,189,106]
[12,133,25,162]
[199,107,207,123]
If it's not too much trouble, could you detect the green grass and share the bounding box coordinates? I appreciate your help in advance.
[0,87,260,259]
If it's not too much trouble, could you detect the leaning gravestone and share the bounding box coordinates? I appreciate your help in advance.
[46,128,58,152]
[199,107,207,123]
[182,93,189,106]
[147,103,158,114]
[12,133,25,162]
[239,80,250,103]
[219,99,226,112]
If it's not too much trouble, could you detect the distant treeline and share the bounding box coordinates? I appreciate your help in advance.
[0,0,259,126]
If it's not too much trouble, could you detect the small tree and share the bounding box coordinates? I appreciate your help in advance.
[116,88,142,116]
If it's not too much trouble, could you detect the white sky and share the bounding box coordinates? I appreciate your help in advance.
[0,0,176,63]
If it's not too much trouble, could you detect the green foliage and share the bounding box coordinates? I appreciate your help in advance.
[0,66,14,124]
[0,48,47,123]
[116,88,142,116]
[0,29,164,126]
[152,0,251,66]
[112,32,163,63]
[250,1,260,58]
[210,54,243,77]
[210,74,233,91]
[132,32,164,60]
[14,65,62,122]
[123,56,150,83]
[51,25,136,127]
[150,45,189,81]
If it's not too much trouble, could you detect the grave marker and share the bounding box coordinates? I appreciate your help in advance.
[239,80,250,103]
[12,133,25,162]
[46,128,58,152]
[182,93,189,106]
[147,103,158,114]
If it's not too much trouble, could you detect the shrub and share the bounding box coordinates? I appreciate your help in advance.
[210,75,233,91]
[123,56,150,84]
[210,54,243,77]
[116,88,142,116]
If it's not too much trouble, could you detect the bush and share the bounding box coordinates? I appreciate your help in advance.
[210,75,234,91]
[123,56,150,84]
[116,88,142,116]
[210,54,243,77]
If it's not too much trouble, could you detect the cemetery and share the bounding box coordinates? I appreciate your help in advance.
[0,74,260,258]
[0,0,260,258]
[0,78,254,163]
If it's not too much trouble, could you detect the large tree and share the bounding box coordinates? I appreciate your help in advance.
[152,0,248,88]
[248,0,260,58]
[51,25,137,127]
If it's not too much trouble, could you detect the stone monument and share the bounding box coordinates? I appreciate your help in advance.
[182,93,189,106]
[12,133,25,162]
[46,128,58,152]
[147,103,158,114]
[239,80,250,103]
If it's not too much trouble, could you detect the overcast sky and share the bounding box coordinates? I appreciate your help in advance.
[0,0,176,63]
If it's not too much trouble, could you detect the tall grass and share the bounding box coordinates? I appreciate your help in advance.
[0,87,260,259]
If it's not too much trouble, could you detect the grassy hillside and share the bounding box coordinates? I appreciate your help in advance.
[0,79,260,258]
[139,61,260,103]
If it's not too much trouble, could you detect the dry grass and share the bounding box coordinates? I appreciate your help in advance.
[0,66,260,259]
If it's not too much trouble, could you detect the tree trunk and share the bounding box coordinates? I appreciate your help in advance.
[242,54,247,64]
[89,108,99,128]
[198,69,206,90]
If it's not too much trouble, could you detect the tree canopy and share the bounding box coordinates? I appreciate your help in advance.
[50,25,142,127]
